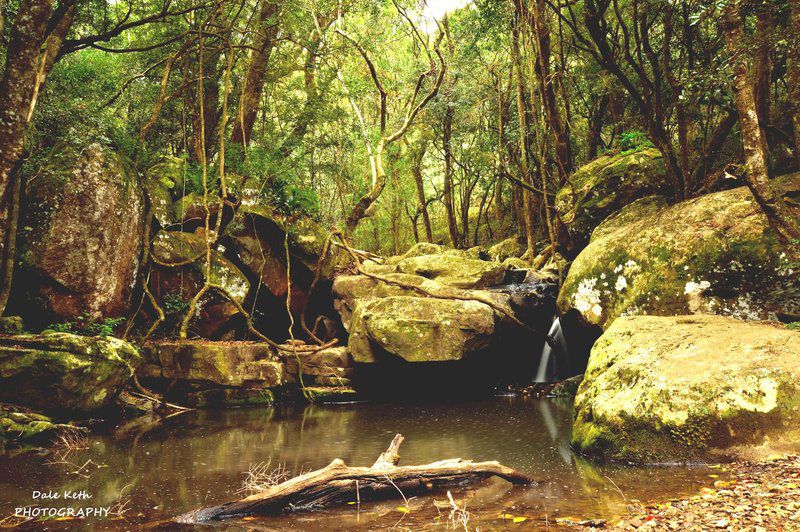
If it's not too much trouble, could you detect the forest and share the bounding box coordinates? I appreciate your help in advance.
[0,0,799,529]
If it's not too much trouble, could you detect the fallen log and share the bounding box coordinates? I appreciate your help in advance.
[178,433,535,523]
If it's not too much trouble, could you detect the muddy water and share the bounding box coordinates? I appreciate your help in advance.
[0,397,716,530]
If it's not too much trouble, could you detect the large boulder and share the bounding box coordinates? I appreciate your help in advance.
[572,315,800,462]
[150,230,249,338]
[396,254,507,289]
[555,148,669,249]
[18,144,146,325]
[557,174,800,331]
[348,296,496,363]
[0,333,140,415]
[488,237,526,262]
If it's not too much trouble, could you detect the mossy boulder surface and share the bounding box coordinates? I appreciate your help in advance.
[488,237,525,262]
[572,315,800,463]
[396,254,506,289]
[144,156,184,226]
[555,148,669,249]
[557,174,800,330]
[0,404,80,446]
[0,333,140,415]
[18,143,145,324]
[348,296,496,363]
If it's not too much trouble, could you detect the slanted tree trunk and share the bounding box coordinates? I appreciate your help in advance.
[723,1,800,241]
[232,0,281,146]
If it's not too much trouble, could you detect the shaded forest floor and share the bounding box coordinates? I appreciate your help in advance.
[605,455,800,531]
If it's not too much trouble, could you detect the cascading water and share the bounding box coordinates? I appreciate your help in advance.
[533,317,568,383]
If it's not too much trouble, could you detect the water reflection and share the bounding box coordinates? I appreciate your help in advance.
[0,398,713,530]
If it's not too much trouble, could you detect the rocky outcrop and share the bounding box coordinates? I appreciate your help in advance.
[150,230,249,338]
[557,174,800,331]
[488,237,525,262]
[281,346,354,387]
[0,333,140,415]
[572,315,800,463]
[555,148,669,250]
[139,340,285,407]
[348,296,496,363]
[144,156,184,227]
[18,144,146,325]
[396,254,507,289]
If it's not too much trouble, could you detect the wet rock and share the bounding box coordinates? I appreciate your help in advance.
[396,254,507,289]
[572,315,800,462]
[18,144,145,325]
[0,333,140,415]
[555,148,669,250]
[557,174,800,331]
[348,296,496,363]
[144,156,184,226]
[549,374,583,399]
[150,230,249,338]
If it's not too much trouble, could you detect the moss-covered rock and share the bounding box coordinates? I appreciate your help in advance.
[488,237,526,262]
[396,254,507,289]
[150,230,249,338]
[0,404,81,446]
[18,144,145,325]
[403,242,443,258]
[555,148,669,249]
[557,174,800,330]
[144,156,184,226]
[0,316,24,335]
[0,333,140,415]
[348,296,496,363]
[572,315,800,463]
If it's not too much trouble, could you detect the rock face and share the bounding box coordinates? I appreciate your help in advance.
[150,230,249,338]
[348,296,496,363]
[572,315,800,463]
[557,174,800,331]
[18,144,146,325]
[0,333,140,415]
[144,156,184,227]
[555,148,668,249]
[396,254,507,289]
[488,237,525,262]
[139,340,284,407]
[0,405,78,446]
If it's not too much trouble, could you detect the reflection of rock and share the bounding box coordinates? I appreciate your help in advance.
[572,315,800,462]
[17,144,145,325]
[557,174,800,331]
[0,333,140,415]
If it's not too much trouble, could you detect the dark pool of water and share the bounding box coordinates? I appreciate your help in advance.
[0,397,717,530]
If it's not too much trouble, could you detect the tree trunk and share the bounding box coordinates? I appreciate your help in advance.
[723,1,800,241]
[788,0,800,168]
[443,103,460,248]
[411,141,433,242]
[587,94,609,159]
[231,0,281,146]
[512,18,537,259]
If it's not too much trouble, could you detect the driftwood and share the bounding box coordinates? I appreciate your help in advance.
[178,434,534,523]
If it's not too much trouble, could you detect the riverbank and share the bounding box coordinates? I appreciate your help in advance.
[608,455,800,531]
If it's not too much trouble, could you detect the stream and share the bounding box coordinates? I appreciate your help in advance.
[0,397,717,530]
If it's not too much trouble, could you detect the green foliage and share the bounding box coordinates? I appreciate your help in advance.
[47,314,126,337]
[619,131,655,153]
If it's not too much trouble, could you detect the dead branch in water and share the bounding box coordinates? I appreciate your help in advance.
[177,433,534,523]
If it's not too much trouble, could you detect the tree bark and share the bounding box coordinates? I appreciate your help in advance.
[723,1,800,241]
[232,0,281,146]
[411,140,433,242]
[443,103,460,248]
[788,0,800,168]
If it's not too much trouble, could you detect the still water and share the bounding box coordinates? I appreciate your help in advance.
[0,397,715,530]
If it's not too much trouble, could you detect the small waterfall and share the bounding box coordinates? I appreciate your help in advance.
[534,317,567,383]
